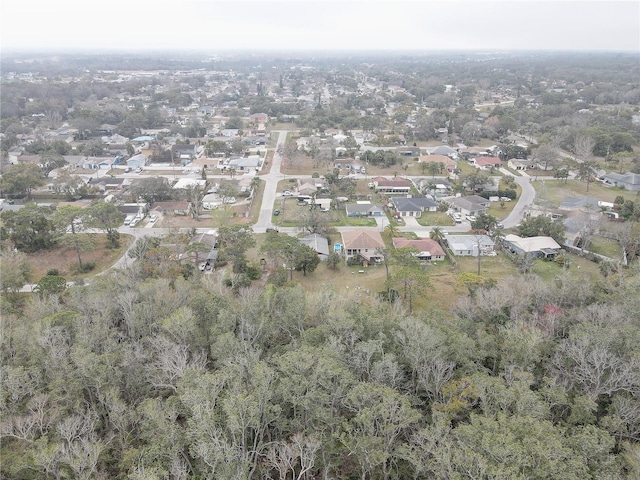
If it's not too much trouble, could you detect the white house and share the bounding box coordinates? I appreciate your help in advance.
[445,234,495,257]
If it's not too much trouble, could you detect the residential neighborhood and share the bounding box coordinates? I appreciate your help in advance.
[1,47,640,480]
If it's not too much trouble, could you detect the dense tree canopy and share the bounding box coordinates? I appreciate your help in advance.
[2,260,638,479]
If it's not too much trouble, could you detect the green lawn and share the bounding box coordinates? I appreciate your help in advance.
[532,179,638,207]
[587,236,622,260]
[416,212,456,227]
[273,199,377,228]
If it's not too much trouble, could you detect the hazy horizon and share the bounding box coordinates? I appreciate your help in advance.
[2,1,638,55]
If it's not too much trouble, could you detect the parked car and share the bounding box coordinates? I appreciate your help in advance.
[223,197,236,204]
[282,190,293,196]
[149,215,158,223]
[273,209,280,216]
[466,215,477,222]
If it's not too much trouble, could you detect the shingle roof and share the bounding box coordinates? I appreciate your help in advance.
[504,234,561,253]
[391,196,437,212]
[392,237,445,257]
[341,229,385,250]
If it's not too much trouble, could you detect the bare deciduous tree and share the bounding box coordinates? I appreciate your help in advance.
[573,133,595,161]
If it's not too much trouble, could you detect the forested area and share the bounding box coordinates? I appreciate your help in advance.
[2,260,640,479]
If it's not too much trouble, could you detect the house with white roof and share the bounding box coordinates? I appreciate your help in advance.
[444,234,495,257]
[502,234,561,259]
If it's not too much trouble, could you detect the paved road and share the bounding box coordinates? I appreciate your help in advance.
[499,168,536,229]
[255,130,287,231]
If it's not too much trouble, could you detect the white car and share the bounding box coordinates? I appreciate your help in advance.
[282,190,293,196]
[466,215,477,222]
[223,197,236,204]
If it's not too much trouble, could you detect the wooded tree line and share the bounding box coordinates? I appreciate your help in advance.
[2,260,640,479]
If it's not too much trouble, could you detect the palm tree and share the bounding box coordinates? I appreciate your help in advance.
[430,226,445,244]
[385,222,399,238]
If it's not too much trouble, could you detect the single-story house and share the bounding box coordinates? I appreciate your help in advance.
[472,156,502,170]
[84,156,119,170]
[345,201,385,217]
[334,158,360,171]
[449,195,490,216]
[502,234,561,259]
[418,154,457,173]
[396,146,420,157]
[445,234,495,256]
[413,178,452,196]
[603,172,640,192]
[126,154,149,168]
[243,135,268,146]
[89,176,127,192]
[202,193,223,210]
[187,229,219,265]
[297,179,323,195]
[341,229,385,265]
[117,202,149,216]
[390,196,438,217]
[172,178,207,190]
[373,176,412,194]
[249,112,269,124]
[424,145,459,159]
[299,233,330,261]
[392,237,445,261]
[171,144,197,164]
[507,158,535,171]
[221,129,240,137]
[151,201,190,216]
[559,196,600,211]
[227,156,261,171]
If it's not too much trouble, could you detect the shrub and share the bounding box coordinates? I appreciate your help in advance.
[246,264,262,280]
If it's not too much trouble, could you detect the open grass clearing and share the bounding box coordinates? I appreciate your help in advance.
[532,179,638,207]
[25,233,132,283]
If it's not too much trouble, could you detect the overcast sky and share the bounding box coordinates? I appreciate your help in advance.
[1,0,638,53]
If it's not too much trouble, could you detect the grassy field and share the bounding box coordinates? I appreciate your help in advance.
[273,198,378,228]
[25,233,133,283]
[244,229,606,313]
[532,178,638,207]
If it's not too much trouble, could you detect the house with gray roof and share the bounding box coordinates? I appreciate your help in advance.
[425,145,458,159]
[126,154,149,168]
[559,196,600,211]
[345,201,385,217]
[390,196,437,217]
[449,195,490,216]
[603,172,640,192]
[300,233,330,261]
[227,156,261,172]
